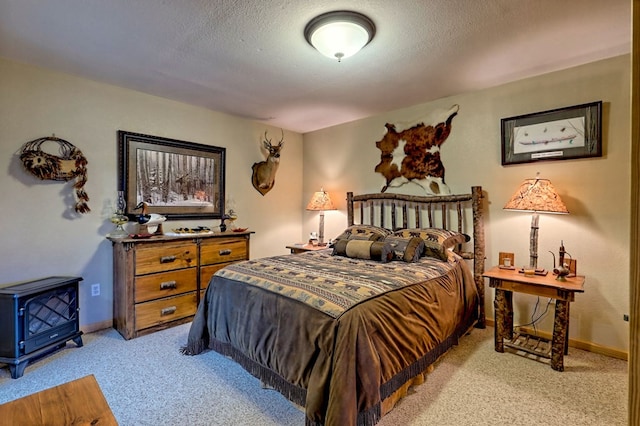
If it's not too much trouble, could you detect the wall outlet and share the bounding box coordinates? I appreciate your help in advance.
[624,314,630,322]
[91,283,100,297]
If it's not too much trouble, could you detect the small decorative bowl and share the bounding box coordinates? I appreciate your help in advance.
[233,227,248,232]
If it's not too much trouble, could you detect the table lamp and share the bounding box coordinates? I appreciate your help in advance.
[503,174,568,271]
[306,188,336,245]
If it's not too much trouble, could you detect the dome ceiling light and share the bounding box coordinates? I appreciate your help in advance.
[304,11,376,62]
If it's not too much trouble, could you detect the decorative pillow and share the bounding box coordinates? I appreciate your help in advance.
[334,224,392,242]
[332,239,393,262]
[392,228,469,261]
[393,227,469,246]
[382,235,425,263]
[422,240,451,261]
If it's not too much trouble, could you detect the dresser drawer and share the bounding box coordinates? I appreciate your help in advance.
[135,241,197,275]
[135,292,197,331]
[135,268,197,303]
[200,263,234,291]
[200,238,247,265]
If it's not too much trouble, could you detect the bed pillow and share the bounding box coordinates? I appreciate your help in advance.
[382,235,425,263]
[334,224,391,242]
[392,228,469,261]
[332,239,393,262]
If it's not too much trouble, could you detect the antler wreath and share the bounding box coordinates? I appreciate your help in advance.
[19,135,90,214]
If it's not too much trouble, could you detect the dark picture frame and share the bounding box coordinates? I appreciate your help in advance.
[501,101,602,165]
[118,131,225,220]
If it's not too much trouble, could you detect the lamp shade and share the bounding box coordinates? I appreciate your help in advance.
[306,189,336,211]
[304,11,375,61]
[503,177,568,214]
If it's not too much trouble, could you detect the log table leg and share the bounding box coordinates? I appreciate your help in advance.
[493,287,513,352]
[551,300,570,372]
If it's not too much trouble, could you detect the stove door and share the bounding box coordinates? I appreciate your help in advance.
[22,284,79,354]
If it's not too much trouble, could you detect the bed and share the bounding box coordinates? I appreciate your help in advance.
[184,186,485,426]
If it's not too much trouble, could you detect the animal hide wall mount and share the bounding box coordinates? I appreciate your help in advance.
[374,104,459,195]
[251,130,284,196]
[19,135,90,214]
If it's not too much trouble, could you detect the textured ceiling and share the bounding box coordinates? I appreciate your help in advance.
[0,0,631,133]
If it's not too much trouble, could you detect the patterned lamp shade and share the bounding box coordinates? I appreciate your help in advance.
[503,177,568,214]
[306,189,336,211]
[306,188,335,245]
[504,176,568,269]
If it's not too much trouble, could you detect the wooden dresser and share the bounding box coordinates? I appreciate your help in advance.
[109,231,252,339]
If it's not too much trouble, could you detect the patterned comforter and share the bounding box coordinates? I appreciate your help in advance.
[185,249,478,426]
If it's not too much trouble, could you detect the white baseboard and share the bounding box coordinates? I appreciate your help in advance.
[80,320,112,335]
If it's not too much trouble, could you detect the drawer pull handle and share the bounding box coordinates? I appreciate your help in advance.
[160,255,176,263]
[160,280,177,290]
[219,249,232,256]
[161,306,177,316]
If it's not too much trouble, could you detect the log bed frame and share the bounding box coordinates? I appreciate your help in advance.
[346,186,486,327]
[184,186,488,425]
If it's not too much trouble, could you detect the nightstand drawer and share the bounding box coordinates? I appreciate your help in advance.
[135,292,198,331]
[200,238,247,265]
[134,268,197,303]
[135,241,197,275]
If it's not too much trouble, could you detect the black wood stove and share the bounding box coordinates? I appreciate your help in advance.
[0,276,83,379]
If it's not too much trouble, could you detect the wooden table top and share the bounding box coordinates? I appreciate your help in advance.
[483,266,585,293]
[286,243,330,251]
[0,374,117,426]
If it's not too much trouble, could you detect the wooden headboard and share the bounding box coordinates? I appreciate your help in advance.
[346,186,486,327]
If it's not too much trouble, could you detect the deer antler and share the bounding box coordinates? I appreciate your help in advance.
[263,129,284,146]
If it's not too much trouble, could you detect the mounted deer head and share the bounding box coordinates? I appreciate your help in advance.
[251,129,284,196]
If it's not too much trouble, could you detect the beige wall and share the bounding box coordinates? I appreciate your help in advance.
[304,55,631,353]
[0,54,631,353]
[0,57,304,328]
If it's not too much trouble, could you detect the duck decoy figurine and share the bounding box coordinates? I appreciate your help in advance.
[135,202,166,234]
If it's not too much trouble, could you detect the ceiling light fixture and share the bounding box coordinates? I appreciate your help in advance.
[304,11,376,62]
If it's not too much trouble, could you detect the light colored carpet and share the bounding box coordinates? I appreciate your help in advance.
[0,324,627,425]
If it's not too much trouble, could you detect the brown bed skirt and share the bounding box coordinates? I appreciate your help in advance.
[190,312,477,426]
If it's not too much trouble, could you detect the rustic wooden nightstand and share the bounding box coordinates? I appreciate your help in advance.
[286,243,330,254]
[483,266,585,371]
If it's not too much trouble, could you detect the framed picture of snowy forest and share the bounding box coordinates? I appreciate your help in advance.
[118,130,226,220]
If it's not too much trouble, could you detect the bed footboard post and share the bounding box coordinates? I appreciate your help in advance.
[472,186,486,328]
